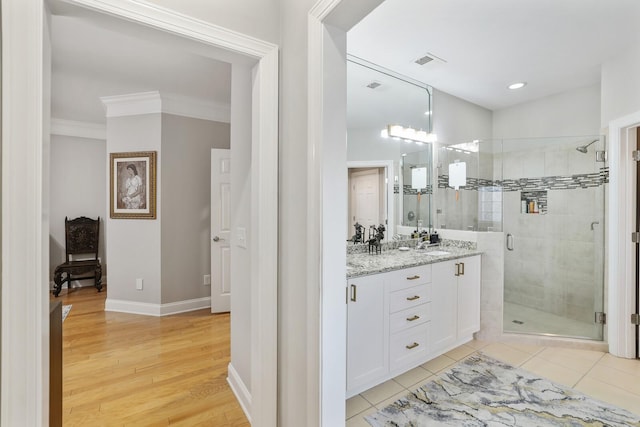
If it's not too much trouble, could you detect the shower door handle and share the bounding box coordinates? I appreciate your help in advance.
[506,233,514,251]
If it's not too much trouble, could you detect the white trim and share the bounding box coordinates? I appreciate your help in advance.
[4,0,279,425]
[249,48,279,427]
[66,0,275,58]
[608,110,640,358]
[306,13,325,427]
[51,118,106,140]
[2,1,48,425]
[309,2,385,426]
[100,91,231,122]
[104,296,211,316]
[100,91,162,117]
[347,160,395,238]
[227,363,252,424]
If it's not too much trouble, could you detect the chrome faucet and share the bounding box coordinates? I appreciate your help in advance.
[416,239,430,250]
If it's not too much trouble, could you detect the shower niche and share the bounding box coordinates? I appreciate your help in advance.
[520,191,547,214]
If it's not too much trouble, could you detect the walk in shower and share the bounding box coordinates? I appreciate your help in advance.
[501,136,606,340]
[436,136,606,341]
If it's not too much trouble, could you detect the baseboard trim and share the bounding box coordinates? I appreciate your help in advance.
[105,296,211,317]
[227,363,252,423]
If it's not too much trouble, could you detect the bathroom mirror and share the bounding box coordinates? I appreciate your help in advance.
[346,55,434,240]
[401,148,433,230]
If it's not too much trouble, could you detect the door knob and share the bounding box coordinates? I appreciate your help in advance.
[213,236,221,242]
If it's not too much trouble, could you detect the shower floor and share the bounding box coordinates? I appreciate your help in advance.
[503,301,602,340]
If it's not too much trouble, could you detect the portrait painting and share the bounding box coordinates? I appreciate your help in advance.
[110,151,157,219]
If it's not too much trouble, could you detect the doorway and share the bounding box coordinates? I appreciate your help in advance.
[1,1,278,425]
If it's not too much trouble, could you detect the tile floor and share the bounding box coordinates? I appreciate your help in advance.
[346,339,640,426]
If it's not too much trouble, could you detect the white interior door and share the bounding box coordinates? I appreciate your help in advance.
[350,169,380,230]
[211,149,231,313]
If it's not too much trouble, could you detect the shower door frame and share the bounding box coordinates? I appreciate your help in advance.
[501,137,607,340]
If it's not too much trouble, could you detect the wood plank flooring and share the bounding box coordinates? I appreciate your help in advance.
[54,286,249,426]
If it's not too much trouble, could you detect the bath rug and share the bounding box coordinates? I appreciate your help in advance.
[366,352,640,426]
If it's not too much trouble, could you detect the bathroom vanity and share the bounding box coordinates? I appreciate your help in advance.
[346,246,481,397]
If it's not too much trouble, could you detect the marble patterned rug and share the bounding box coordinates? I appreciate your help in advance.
[62,304,72,322]
[365,352,640,426]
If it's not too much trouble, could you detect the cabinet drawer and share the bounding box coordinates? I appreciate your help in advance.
[389,283,430,313]
[387,265,431,292]
[390,323,429,369]
[390,302,430,333]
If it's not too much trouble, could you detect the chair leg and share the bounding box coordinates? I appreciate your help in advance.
[95,265,103,292]
[53,269,63,297]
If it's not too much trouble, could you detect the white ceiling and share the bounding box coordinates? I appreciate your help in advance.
[348,0,640,111]
[50,3,237,124]
[51,0,640,126]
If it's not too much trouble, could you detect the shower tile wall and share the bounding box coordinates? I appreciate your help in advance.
[502,145,606,325]
[436,150,499,232]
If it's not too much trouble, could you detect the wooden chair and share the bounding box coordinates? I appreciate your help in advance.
[53,216,103,297]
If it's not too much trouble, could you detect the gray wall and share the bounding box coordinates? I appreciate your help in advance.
[160,114,230,304]
[106,113,163,303]
[50,134,107,283]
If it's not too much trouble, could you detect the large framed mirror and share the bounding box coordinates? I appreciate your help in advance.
[347,55,434,241]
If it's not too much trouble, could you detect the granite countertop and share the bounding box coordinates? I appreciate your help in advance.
[347,245,482,278]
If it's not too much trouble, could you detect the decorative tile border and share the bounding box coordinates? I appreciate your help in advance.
[395,184,434,195]
[437,167,609,192]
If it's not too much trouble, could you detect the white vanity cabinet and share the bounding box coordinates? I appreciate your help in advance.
[346,274,388,394]
[346,255,481,398]
[346,265,431,397]
[386,266,431,376]
[430,255,481,355]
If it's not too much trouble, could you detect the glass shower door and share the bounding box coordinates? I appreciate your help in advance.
[502,136,606,340]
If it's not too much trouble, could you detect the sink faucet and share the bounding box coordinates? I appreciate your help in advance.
[416,240,429,250]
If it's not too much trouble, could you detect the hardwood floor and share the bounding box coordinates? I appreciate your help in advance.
[53,286,249,426]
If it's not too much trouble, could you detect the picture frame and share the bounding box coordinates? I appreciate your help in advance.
[110,151,157,219]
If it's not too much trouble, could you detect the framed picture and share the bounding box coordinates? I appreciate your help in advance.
[110,151,157,219]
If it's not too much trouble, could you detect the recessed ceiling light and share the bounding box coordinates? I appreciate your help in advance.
[508,82,527,90]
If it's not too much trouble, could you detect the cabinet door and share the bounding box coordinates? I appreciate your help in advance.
[347,275,388,393]
[457,255,481,338]
[430,260,457,354]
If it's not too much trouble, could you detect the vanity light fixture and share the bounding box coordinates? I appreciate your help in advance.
[508,82,527,90]
[380,124,437,143]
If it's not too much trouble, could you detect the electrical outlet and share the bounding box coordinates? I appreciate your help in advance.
[204,274,211,285]
[136,278,143,290]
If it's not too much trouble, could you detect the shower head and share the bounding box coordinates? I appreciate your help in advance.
[576,139,598,154]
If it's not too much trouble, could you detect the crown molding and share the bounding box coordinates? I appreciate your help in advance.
[100,91,230,123]
[50,118,107,140]
[100,91,162,117]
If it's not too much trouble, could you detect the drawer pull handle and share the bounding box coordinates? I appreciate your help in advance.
[406,295,420,301]
[406,342,419,350]
[406,315,420,322]
[406,275,420,280]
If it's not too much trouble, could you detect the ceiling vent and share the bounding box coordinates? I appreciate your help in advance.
[415,55,434,66]
[414,52,447,66]
[366,81,382,89]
